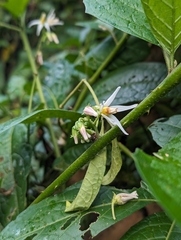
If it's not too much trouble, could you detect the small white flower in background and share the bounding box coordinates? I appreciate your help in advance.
[46,32,59,44]
[83,86,138,135]
[28,9,64,36]
[36,50,43,65]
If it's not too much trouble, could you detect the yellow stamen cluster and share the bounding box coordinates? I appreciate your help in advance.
[101,107,118,116]
[40,13,46,24]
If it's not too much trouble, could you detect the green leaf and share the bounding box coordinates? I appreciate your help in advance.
[122,212,181,240]
[0,183,153,239]
[0,0,29,18]
[134,131,181,225]
[149,115,181,147]
[102,139,122,185]
[43,60,84,108]
[0,125,32,227]
[54,143,92,169]
[141,0,181,54]
[65,148,107,212]
[80,62,167,109]
[7,75,26,100]
[83,0,158,44]
[76,34,150,72]
[0,109,81,134]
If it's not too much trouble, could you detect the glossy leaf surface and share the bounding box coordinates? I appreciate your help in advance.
[149,115,181,147]
[141,0,181,54]
[83,0,157,44]
[134,131,181,225]
[80,62,167,109]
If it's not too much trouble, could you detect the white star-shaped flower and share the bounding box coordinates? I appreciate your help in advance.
[83,86,137,135]
[28,9,64,36]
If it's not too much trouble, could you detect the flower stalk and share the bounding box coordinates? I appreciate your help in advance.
[73,33,129,111]
[20,30,61,158]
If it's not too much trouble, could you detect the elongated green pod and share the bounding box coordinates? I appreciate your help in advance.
[65,147,106,212]
[102,139,122,185]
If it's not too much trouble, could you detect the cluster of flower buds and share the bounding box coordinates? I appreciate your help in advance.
[71,117,96,144]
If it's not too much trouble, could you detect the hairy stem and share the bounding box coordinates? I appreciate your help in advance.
[32,62,181,204]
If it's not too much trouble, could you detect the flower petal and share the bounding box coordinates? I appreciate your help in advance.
[28,20,40,27]
[102,114,128,135]
[103,86,121,107]
[47,9,55,19]
[111,104,138,112]
[36,24,44,36]
[116,191,138,205]
[44,22,51,32]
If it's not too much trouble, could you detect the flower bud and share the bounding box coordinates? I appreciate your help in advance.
[72,127,78,144]
[114,191,138,205]
[83,106,98,117]
[111,191,138,220]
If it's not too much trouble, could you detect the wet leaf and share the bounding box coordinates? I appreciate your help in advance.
[0,183,153,239]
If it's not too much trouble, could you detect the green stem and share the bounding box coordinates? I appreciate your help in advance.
[31,62,181,204]
[0,22,21,32]
[28,78,36,114]
[20,31,46,104]
[166,220,175,240]
[73,33,128,110]
[1,21,61,157]
[20,30,61,158]
[59,79,99,108]
[118,142,133,159]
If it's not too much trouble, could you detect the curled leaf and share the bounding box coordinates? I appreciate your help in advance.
[65,148,106,212]
[102,139,122,185]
